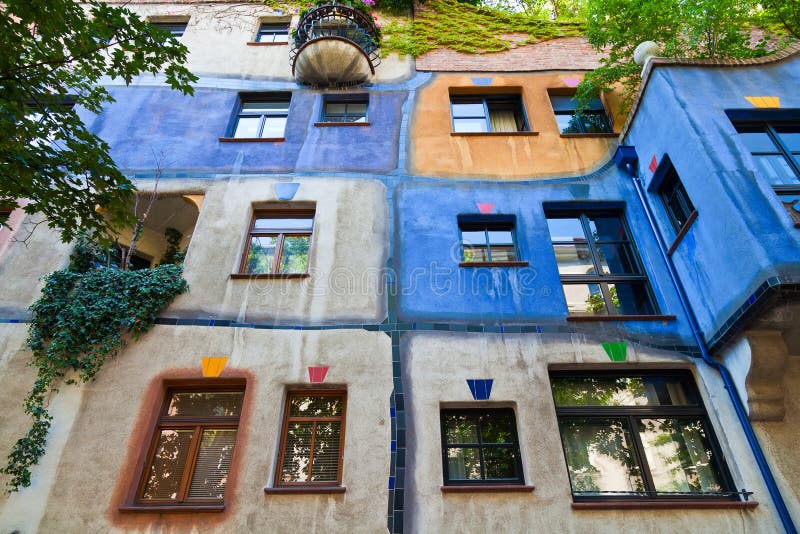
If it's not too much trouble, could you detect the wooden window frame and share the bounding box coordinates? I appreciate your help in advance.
[545,208,659,316]
[440,407,525,486]
[238,208,315,275]
[549,369,740,503]
[274,390,347,487]
[130,381,245,511]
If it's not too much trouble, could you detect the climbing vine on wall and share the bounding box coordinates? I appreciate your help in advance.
[0,243,188,492]
[381,0,583,57]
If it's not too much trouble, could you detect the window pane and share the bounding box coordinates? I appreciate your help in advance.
[280,422,312,482]
[738,131,778,153]
[167,391,244,417]
[262,116,287,138]
[445,414,479,443]
[242,101,289,113]
[553,243,595,276]
[549,95,577,112]
[588,216,628,242]
[551,376,698,407]
[775,126,800,151]
[453,118,487,133]
[479,412,515,443]
[310,421,341,482]
[141,429,195,500]
[753,154,798,185]
[447,447,482,480]
[596,242,640,275]
[452,102,485,118]
[556,113,576,134]
[487,230,514,246]
[325,102,347,115]
[487,106,523,132]
[348,102,367,115]
[483,447,519,479]
[462,230,489,262]
[638,418,725,494]
[279,235,310,274]
[233,116,261,138]
[546,217,585,242]
[253,217,314,231]
[558,418,645,496]
[563,283,608,315]
[580,112,612,133]
[610,282,655,315]
[488,230,516,261]
[289,394,343,417]
[245,235,277,274]
[188,429,237,499]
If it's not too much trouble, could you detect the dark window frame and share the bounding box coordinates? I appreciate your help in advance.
[545,208,658,316]
[275,390,347,487]
[320,94,369,123]
[731,117,800,191]
[133,381,245,509]
[256,22,289,43]
[230,93,292,139]
[457,214,522,265]
[548,90,613,135]
[449,94,530,133]
[550,369,738,502]
[238,208,315,275]
[440,407,525,486]
[657,163,696,233]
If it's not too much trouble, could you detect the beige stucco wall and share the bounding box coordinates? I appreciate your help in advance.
[108,2,414,84]
[402,331,783,533]
[409,73,622,180]
[0,325,393,533]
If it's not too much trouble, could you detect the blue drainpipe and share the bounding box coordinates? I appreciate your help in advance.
[617,146,797,534]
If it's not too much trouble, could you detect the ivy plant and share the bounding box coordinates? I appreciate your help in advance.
[0,248,188,492]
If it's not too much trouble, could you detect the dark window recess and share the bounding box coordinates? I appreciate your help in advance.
[450,94,529,133]
[256,23,289,43]
[441,408,524,485]
[136,387,244,505]
[321,95,368,123]
[113,246,152,270]
[732,119,800,224]
[151,22,187,37]
[232,94,291,139]
[240,209,314,275]
[658,164,696,233]
[276,391,346,486]
[458,215,520,263]
[545,210,657,316]
[550,370,739,502]
[550,92,612,134]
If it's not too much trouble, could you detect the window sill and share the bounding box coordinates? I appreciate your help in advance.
[559,132,618,138]
[451,131,540,137]
[571,500,758,510]
[441,484,535,493]
[230,273,310,280]
[314,121,371,127]
[119,503,225,513]
[566,315,677,322]
[219,137,285,143]
[459,261,529,268]
[667,210,699,256]
[264,486,346,494]
[246,41,288,46]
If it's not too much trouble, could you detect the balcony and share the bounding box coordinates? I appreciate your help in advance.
[290,2,381,88]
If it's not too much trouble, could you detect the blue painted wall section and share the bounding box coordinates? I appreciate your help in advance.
[624,56,800,343]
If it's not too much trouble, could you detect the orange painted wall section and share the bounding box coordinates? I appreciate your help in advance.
[410,73,621,180]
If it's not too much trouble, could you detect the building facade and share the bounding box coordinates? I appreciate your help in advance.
[0,1,798,532]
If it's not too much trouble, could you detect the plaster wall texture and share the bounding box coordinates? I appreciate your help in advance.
[409,73,620,180]
[119,3,414,83]
[402,331,783,533]
[624,57,800,340]
[394,178,694,345]
[87,86,406,174]
[0,325,393,533]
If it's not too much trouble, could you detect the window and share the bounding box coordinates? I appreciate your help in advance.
[549,91,612,134]
[256,22,289,43]
[276,391,346,486]
[321,95,368,123]
[134,385,244,507]
[550,370,737,502]
[657,163,696,233]
[440,408,524,485]
[151,22,187,37]
[240,209,313,275]
[232,94,291,139]
[458,215,521,264]
[732,120,800,187]
[450,94,529,133]
[545,209,657,316]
